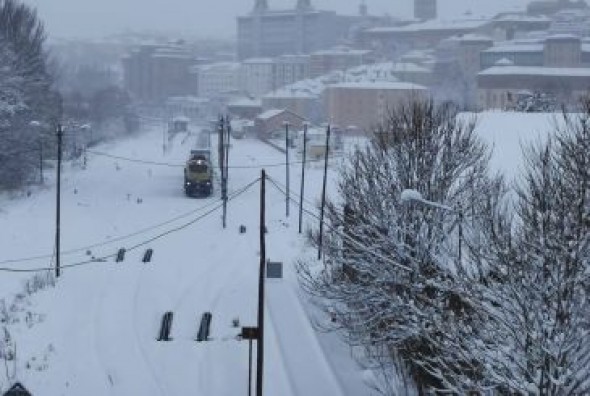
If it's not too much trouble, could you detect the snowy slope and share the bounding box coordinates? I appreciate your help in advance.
[0,124,372,395]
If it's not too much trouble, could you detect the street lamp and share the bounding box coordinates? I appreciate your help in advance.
[400,189,463,263]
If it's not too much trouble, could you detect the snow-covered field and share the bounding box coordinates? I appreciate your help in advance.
[0,111,561,394]
[0,123,373,395]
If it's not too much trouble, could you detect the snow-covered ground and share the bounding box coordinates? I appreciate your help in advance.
[0,111,562,394]
[0,123,374,395]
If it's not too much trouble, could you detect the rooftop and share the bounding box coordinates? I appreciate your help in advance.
[479,66,590,77]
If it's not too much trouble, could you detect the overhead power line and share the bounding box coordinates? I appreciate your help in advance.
[0,178,260,273]
[265,175,411,272]
[86,149,344,169]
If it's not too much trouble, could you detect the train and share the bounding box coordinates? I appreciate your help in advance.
[184,132,213,197]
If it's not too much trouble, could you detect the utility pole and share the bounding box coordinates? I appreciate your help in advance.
[222,116,231,229]
[257,170,266,396]
[298,123,308,234]
[317,125,331,260]
[39,136,44,184]
[284,122,290,218]
[55,124,63,278]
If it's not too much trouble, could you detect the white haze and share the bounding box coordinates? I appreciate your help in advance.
[25,0,528,39]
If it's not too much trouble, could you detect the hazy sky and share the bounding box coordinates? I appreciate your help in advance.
[24,0,528,39]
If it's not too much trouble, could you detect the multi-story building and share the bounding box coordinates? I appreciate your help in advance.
[414,0,437,21]
[309,47,373,77]
[324,81,428,132]
[273,54,310,89]
[196,62,242,98]
[237,0,353,60]
[360,18,492,59]
[240,58,275,98]
[122,43,193,104]
[544,34,581,66]
[481,35,590,69]
[477,65,590,109]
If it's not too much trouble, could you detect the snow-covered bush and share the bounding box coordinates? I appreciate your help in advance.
[298,99,500,392]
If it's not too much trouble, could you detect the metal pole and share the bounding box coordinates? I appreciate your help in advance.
[257,170,266,396]
[285,122,290,218]
[248,339,253,396]
[39,137,44,184]
[317,125,331,260]
[298,123,308,234]
[55,124,63,278]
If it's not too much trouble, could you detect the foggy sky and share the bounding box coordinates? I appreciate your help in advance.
[25,0,528,40]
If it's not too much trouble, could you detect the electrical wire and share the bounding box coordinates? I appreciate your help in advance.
[0,178,261,273]
[86,149,344,169]
[0,195,223,265]
[265,175,411,272]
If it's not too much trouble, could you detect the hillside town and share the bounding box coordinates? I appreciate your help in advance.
[50,0,590,136]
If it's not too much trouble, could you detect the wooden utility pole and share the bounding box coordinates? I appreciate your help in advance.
[284,122,290,218]
[257,170,266,396]
[39,137,44,184]
[317,125,331,260]
[298,123,308,234]
[55,124,63,277]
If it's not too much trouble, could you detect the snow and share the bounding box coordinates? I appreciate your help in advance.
[0,123,368,394]
[257,108,285,120]
[328,81,427,91]
[478,66,590,77]
[467,111,557,179]
[0,110,570,393]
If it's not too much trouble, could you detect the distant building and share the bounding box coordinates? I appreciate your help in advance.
[324,81,428,133]
[254,108,307,138]
[237,0,354,60]
[165,96,211,121]
[196,62,242,98]
[309,47,373,77]
[527,0,588,16]
[262,91,321,123]
[481,35,590,70]
[360,19,492,59]
[273,54,311,89]
[241,58,275,97]
[414,0,437,21]
[122,43,193,104]
[477,65,590,109]
[227,98,263,119]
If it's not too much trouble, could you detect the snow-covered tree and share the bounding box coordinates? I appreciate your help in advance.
[0,0,60,188]
[298,99,500,392]
[465,102,590,394]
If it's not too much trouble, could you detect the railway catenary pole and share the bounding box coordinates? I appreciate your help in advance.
[257,170,266,396]
[317,125,331,261]
[298,123,308,234]
[284,122,290,218]
[222,115,230,229]
[55,124,63,277]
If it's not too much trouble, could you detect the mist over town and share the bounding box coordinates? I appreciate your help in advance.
[0,0,588,394]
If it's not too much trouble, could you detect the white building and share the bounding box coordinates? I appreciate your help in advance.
[240,58,275,98]
[196,62,242,98]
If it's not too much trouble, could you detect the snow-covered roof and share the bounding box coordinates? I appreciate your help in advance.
[495,58,515,66]
[311,48,372,56]
[242,57,275,64]
[479,66,590,77]
[483,43,544,53]
[257,109,285,120]
[366,18,490,34]
[228,98,262,107]
[390,63,431,73]
[328,81,427,91]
